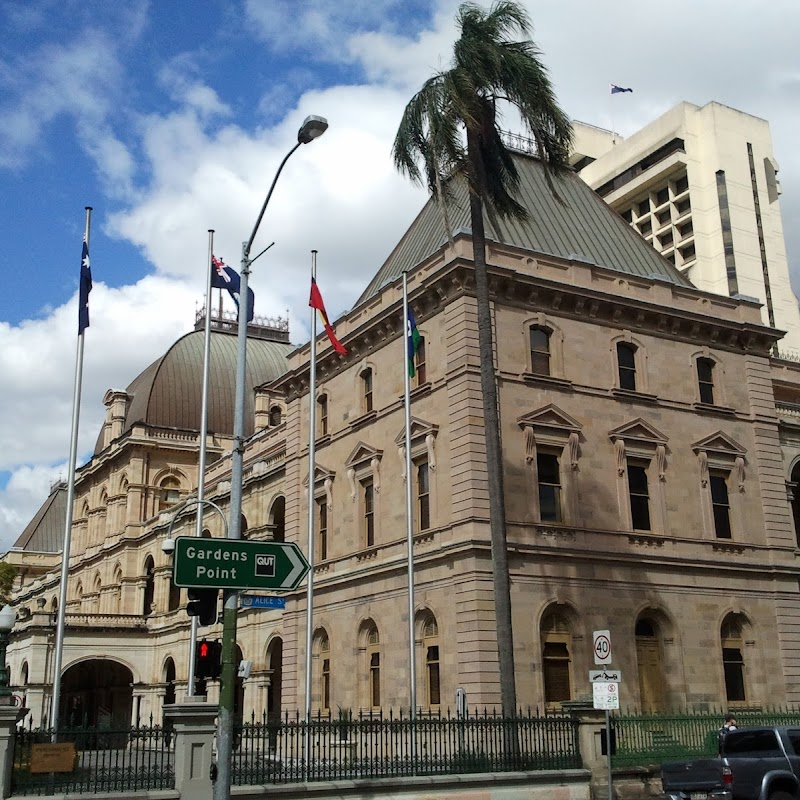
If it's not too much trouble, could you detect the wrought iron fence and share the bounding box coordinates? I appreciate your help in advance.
[611,706,800,768]
[12,717,174,796]
[232,707,581,785]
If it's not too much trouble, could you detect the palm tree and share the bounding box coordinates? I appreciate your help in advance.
[393,0,573,715]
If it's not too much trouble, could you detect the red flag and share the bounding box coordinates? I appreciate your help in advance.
[309,277,347,355]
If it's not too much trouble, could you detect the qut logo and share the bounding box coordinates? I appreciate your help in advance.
[255,554,276,577]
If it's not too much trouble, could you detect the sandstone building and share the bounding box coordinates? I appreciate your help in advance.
[6,149,800,731]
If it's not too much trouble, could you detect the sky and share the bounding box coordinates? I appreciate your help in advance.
[2,0,800,550]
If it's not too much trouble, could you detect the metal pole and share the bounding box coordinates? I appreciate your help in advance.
[186,229,216,697]
[606,708,613,800]
[214,116,327,800]
[213,241,249,800]
[52,206,92,735]
[402,272,417,716]
[304,251,318,767]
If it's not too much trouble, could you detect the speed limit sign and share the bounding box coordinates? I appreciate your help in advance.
[593,629,612,665]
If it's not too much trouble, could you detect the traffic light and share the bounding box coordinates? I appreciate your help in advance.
[186,588,218,626]
[196,639,222,680]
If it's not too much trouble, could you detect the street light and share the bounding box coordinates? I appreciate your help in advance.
[0,605,15,705]
[214,114,328,800]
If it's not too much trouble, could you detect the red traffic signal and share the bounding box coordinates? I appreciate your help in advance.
[196,639,222,680]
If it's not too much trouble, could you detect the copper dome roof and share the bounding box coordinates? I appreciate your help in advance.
[94,329,293,453]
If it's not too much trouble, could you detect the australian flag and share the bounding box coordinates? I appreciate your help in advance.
[610,84,633,94]
[78,239,92,334]
[211,256,255,322]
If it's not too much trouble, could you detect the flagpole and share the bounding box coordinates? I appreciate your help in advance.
[51,206,92,734]
[184,230,216,697]
[304,250,318,764]
[609,85,616,145]
[402,270,418,720]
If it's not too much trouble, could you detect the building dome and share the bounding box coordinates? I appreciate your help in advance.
[94,327,294,453]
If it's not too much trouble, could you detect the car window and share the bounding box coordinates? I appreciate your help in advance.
[724,730,782,757]
[787,730,800,755]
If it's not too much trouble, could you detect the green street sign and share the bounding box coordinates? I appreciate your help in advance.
[173,537,310,591]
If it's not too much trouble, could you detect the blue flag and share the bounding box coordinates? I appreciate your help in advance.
[610,84,633,94]
[211,256,255,322]
[78,239,92,334]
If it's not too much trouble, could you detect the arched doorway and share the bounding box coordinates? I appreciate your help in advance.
[635,617,665,712]
[60,659,134,730]
[269,497,286,543]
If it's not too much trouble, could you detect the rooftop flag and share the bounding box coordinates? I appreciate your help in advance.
[78,238,92,334]
[610,84,633,94]
[211,255,255,322]
[309,277,347,355]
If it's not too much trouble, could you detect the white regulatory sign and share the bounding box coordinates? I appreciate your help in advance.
[589,669,621,683]
[593,681,619,710]
[593,629,612,665]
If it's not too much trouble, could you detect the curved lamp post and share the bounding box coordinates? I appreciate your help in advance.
[215,114,328,800]
[0,605,15,705]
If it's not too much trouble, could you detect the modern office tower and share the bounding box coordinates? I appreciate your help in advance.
[572,101,800,352]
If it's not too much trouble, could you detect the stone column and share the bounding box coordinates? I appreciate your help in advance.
[163,697,218,800]
[0,705,26,798]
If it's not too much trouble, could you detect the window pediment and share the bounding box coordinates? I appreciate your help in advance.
[691,431,746,458]
[394,417,439,447]
[518,404,582,435]
[608,418,668,448]
[345,442,384,470]
[302,464,335,488]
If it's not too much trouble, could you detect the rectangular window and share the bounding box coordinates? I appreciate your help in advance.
[426,646,440,706]
[362,369,373,413]
[415,337,427,385]
[675,197,691,216]
[321,658,330,711]
[628,463,651,531]
[617,343,637,391]
[655,187,669,206]
[369,652,381,708]
[543,641,571,702]
[363,479,375,547]
[416,460,430,531]
[638,219,652,236]
[317,395,328,437]
[675,174,689,195]
[316,498,328,561]
[529,327,551,375]
[537,452,562,522]
[656,208,671,227]
[711,473,732,538]
[698,358,715,404]
[637,198,651,217]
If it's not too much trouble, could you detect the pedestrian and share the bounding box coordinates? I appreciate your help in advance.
[718,713,737,749]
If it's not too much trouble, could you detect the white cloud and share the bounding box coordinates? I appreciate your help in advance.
[0,465,67,552]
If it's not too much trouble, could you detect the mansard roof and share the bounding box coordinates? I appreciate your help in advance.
[357,151,692,305]
[12,481,67,553]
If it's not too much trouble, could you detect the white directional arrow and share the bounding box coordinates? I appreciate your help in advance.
[281,545,309,589]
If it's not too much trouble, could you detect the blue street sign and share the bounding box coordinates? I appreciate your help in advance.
[240,594,286,610]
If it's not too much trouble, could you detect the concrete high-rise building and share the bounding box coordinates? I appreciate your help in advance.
[572,101,800,352]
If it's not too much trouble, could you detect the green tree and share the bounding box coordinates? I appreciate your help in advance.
[393,0,572,714]
[0,562,16,605]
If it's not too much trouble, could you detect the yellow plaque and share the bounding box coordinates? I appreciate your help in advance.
[29,743,77,774]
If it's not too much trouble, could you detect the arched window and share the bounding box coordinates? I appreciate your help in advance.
[163,658,176,709]
[158,477,181,513]
[317,394,329,438]
[168,578,181,612]
[421,614,440,708]
[361,368,373,414]
[240,514,248,539]
[112,565,122,613]
[721,614,747,703]
[142,556,155,616]
[529,327,551,376]
[269,406,282,427]
[697,357,715,405]
[616,342,637,391]
[635,617,664,712]
[314,631,331,713]
[791,462,800,547]
[364,623,381,710]
[269,497,286,543]
[541,611,572,704]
